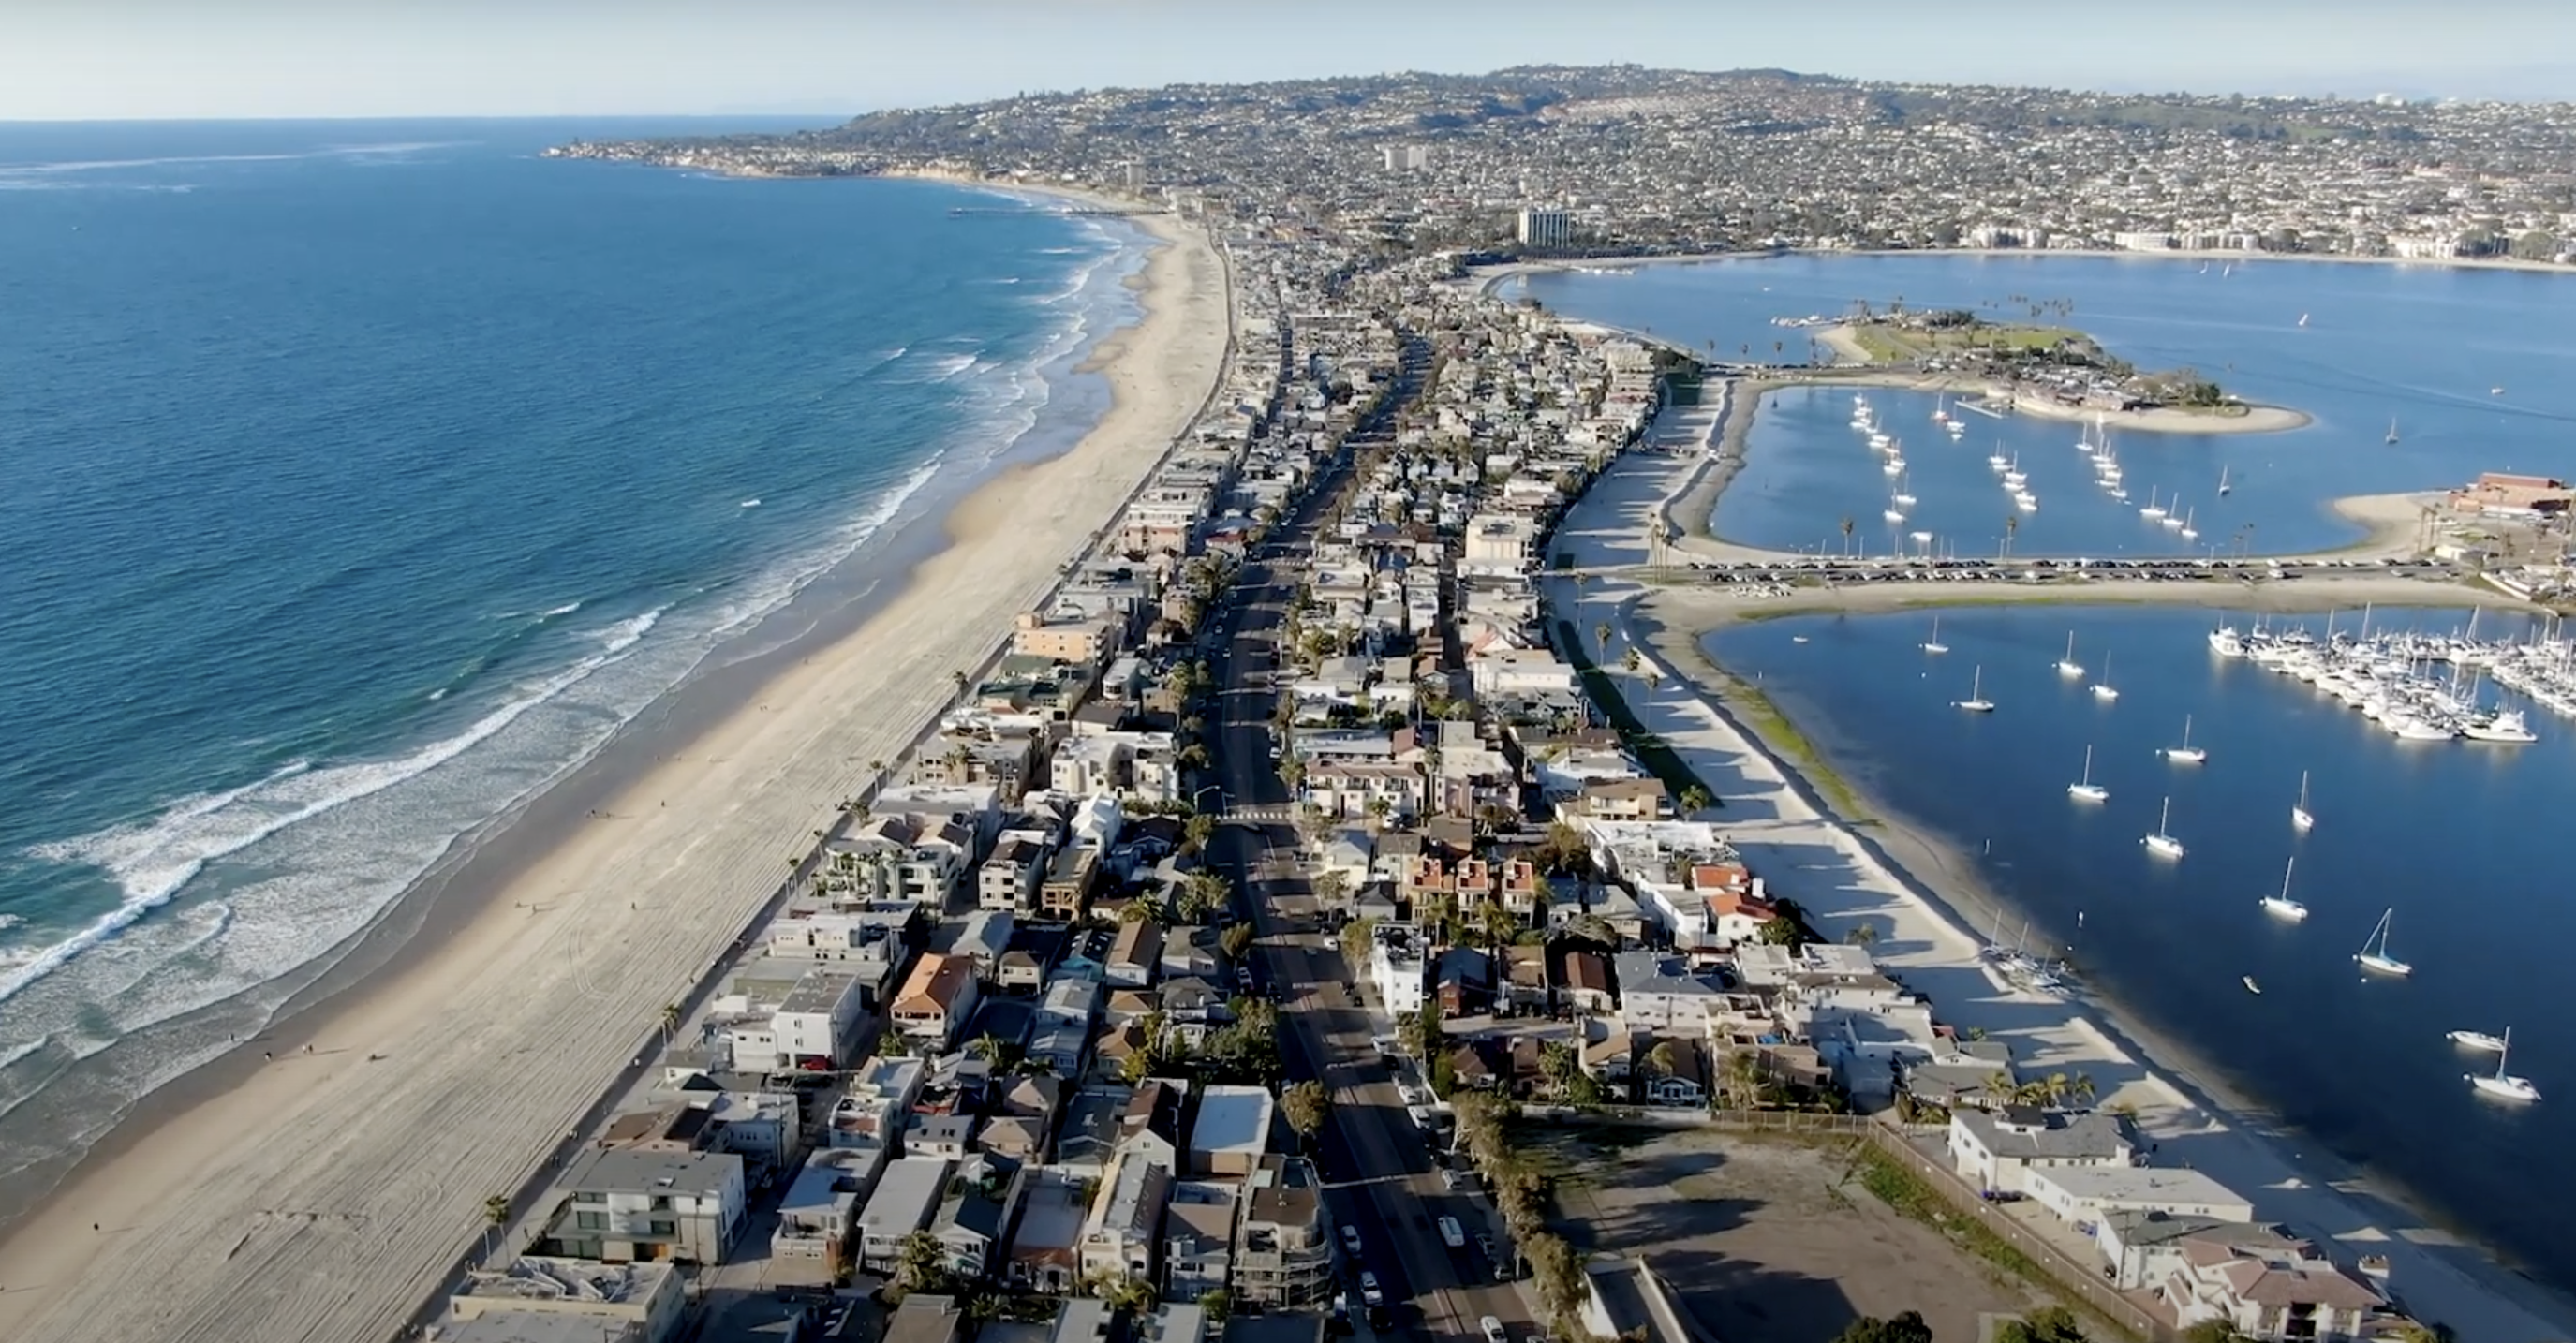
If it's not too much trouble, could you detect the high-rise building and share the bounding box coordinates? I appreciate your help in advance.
[1381,144,1429,172]
[1517,207,1573,249]
[1121,162,1147,192]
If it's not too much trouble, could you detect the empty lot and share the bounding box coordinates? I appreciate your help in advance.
[1520,1123,2045,1343]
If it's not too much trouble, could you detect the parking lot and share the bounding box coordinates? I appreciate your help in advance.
[1520,1124,2045,1343]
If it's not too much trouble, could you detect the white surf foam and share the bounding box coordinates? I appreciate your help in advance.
[10,609,665,1006]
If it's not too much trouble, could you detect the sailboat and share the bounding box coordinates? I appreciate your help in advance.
[2143,796,2185,858]
[2354,908,2411,977]
[2385,419,2401,445]
[2178,507,2199,542]
[1954,665,1995,713]
[2298,313,2310,328]
[1920,616,1948,656]
[2291,771,2316,832]
[2139,487,2166,522]
[2090,653,2120,701]
[2449,1027,2509,1053]
[2054,632,2084,678]
[2067,745,2108,802]
[2163,714,2208,764]
[2217,465,2232,497]
[1891,472,1917,507]
[2259,855,2309,921]
[2467,1028,2540,1102]
[2243,976,2262,995]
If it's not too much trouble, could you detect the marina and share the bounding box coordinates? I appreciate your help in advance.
[1702,601,2576,1292]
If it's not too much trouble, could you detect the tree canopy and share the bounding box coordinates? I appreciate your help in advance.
[1833,1312,1934,1343]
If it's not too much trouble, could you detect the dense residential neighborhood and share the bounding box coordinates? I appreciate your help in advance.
[460,66,2473,1343]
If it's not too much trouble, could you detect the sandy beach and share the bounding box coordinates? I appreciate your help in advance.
[0,214,1229,1341]
[1550,436,2576,1343]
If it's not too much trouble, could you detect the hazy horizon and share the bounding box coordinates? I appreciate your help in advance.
[6,0,2572,122]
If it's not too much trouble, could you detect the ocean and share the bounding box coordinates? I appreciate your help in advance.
[0,121,1145,1176]
[1504,256,2576,557]
[1517,253,2576,1291]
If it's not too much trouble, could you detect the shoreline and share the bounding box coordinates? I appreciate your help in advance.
[1550,442,2576,1342]
[1652,376,2430,566]
[0,205,1232,1339]
[1799,347,2316,436]
[1475,244,2576,294]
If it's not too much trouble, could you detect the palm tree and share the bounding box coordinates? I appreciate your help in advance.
[2004,512,2020,557]
[1621,647,1641,674]
[658,1001,682,1043]
[1840,515,1856,555]
[1678,783,1712,816]
[1281,1080,1331,1144]
[1647,1040,1681,1079]
[1843,922,1878,946]
[1594,620,1613,653]
[970,1032,1009,1069]
[481,1193,511,1262]
[949,669,970,701]
[896,1228,948,1296]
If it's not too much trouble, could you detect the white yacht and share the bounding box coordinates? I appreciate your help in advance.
[2259,855,2309,922]
[2178,509,2199,542]
[1883,507,1907,524]
[1909,529,1936,548]
[2291,770,2316,832]
[2091,652,2120,701]
[1954,665,1995,713]
[2054,632,2085,678]
[2016,492,2040,512]
[2354,908,2411,977]
[2139,487,2166,521]
[2449,1028,2509,1054]
[2143,796,2185,858]
[2386,714,2455,742]
[1987,446,2010,469]
[1869,431,1893,450]
[2468,1028,2540,1102]
[1883,455,1906,476]
[2067,745,2108,803]
[2163,713,2208,764]
[1920,616,1948,656]
[1891,473,1917,507]
[2464,709,2538,744]
[1947,420,1967,439]
[2208,625,2245,657]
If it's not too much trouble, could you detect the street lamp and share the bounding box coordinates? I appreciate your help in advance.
[1194,785,1226,814]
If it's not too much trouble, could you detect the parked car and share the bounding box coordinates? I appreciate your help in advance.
[1359,1272,1384,1307]
[1483,1316,1510,1343]
[1340,1224,1364,1256]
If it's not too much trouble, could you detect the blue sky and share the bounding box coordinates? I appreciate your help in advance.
[6,0,2571,120]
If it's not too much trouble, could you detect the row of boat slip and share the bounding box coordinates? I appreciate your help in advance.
[2210,623,2541,744]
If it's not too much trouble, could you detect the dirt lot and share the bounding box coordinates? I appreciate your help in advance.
[1520,1123,2046,1343]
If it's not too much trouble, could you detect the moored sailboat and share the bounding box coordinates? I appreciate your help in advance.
[2467,1028,2540,1102]
[2067,745,2108,803]
[2143,796,2184,858]
[2258,855,2308,921]
[2354,908,2411,977]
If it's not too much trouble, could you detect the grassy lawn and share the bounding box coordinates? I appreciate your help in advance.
[1559,619,1723,808]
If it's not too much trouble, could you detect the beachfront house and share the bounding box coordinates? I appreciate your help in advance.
[538,1149,747,1267]
[2159,1229,2391,1342]
[1947,1105,2138,1196]
[447,1259,686,1343]
[2024,1166,2255,1233]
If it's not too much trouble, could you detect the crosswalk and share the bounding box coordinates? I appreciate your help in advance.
[1223,804,1299,824]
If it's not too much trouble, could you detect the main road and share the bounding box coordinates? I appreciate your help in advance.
[1198,334,1536,1343]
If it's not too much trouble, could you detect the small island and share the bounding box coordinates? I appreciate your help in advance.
[1812,306,2309,434]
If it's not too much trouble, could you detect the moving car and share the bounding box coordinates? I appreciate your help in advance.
[1340,1224,1364,1256]
[1359,1272,1384,1307]
[1437,1216,1465,1248]
[1483,1317,1510,1343]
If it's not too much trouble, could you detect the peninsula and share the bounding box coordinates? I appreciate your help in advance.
[13,64,2576,1343]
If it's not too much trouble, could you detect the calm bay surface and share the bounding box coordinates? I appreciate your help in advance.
[1714,603,2576,1290]
[1505,255,2576,557]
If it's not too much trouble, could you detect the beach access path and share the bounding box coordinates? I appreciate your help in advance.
[0,215,1230,1342]
[1547,428,2576,1343]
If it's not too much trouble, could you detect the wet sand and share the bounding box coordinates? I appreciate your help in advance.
[0,213,1230,1341]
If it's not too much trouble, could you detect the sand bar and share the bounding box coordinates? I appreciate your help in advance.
[0,214,1228,1341]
